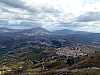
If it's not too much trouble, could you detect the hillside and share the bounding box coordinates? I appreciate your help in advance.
[0,28,100,75]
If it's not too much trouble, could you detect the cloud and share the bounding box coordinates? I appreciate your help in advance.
[73,22,100,33]
[0,19,41,29]
[0,0,28,10]
[76,12,100,22]
[0,0,100,32]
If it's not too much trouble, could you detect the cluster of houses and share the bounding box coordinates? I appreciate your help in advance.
[56,46,96,57]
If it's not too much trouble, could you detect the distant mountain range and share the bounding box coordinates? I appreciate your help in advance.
[0,27,20,33]
[0,27,100,48]
[0,27,97,35]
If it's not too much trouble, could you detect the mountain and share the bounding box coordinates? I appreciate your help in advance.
[0,27,91,36]
[17,27,50,36]
[1,27,100,49]
[0,27,12,32]
[0,27,19,33]
[51,29,92,35]
[49,29,100,47]
[0,27,50,37]
[0,27,51,50]
[0,28,100,75]
[51,29,77,35]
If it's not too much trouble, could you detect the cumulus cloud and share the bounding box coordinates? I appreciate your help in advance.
[0,0,100,32]
[0,0,34,12]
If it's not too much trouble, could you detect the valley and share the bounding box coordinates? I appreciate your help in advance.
[0,27,100,75]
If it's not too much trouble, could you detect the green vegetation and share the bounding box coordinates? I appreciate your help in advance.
[0,45,100,75]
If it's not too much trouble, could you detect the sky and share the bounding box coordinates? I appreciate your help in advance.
[0,0,100,33]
